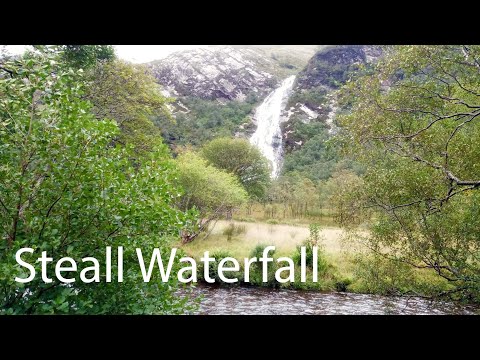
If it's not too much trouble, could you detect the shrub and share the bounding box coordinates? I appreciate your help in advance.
[235,217,256,223]
[292,242,329,276]
[198,250,243,284]
[222,223,246,241]
[308,223,322,246]
[291,224,329,275]
[0,53,194,314]
[266,219,279,225]
[249,244,276,259]
[351,254,450,297]
[335,278,353,292]
[246,245,280,288]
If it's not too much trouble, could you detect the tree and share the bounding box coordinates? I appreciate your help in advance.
[34,45,116,70]
[322,169,363,225]
[339,45,480,302]
[84,59,173,158]
[0,52,193,314]
[175,152,248,243]
[201,137,271,200]
[153,97,255,150]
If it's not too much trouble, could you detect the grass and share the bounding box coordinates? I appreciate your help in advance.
[182,220,346,258]
[235,203,338,227]
[179,220,357,288]
[178,219,452,297]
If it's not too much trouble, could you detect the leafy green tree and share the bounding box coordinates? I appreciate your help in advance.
[84,60,173,158]
[268,172,321,219]
[201,137,271,200]
[0,52,193,314]
[322,169,364,225]
[34,45,116,70]
[175,152,248,243]
[339,45,480,302]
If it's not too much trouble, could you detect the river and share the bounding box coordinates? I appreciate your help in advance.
[182,285,477,315]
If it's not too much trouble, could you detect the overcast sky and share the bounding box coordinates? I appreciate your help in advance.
[1,45,209,63]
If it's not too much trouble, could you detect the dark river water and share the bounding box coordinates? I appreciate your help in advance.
[181,285,477,315]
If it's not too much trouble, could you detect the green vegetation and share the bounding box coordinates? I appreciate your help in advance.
[292,224,327,269]
[177,45,480,305]
[2,44,479,313]
[187,225,335,290]
[223,223,247,241]
[287,86,327,109]
[155,97,256,149]
[175,152,248,243]
[338,45,480,303]
[84,59,172,158]
[0,51,194,314]
[201,137,271,200]
[282,133,339,181]
[34,45,116,70]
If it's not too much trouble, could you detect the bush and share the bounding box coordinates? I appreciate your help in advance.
[291,224,329,275]
[222,223,247,241]
[249,244,275,260]
[292,242,329,276]
[308,224,322,245]
[198,250,243,284]
[335,278,352,292]
[351,254,450,297]
[266,219,279,225]
[247,245,280,288]
[0,53,194,314]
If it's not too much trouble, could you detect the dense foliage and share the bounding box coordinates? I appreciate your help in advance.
[201,137,271,200]
[85,59,172,158]
[0,50,194,314]
[175,152,248,243]
[155,96,256,150]
[34,45,116,70]
[339,45,480,302]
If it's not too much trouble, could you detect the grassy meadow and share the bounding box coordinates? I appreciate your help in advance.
[177,204,452,296]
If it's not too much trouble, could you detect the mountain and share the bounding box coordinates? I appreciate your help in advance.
[282,45,383,152]
[148,45,383,178]
[148,45,319,149]
[149,45,318,102]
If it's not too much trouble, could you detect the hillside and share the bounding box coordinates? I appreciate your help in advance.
[148,45,317,102]
[283,45,383,152]
[149,45,317,149]
[149,45,383,179]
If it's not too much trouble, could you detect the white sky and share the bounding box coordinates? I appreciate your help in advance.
[1,45,209,63]
[115,45,209,62]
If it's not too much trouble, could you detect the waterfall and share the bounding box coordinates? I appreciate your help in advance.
[250,75,295,178]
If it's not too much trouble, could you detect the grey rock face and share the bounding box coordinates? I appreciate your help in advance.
[149,46,281,101]
[282,45,383,152]
[295,45,383,93]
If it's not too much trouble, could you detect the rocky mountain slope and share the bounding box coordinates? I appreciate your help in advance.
[282,45,383,152]
[149,45,384,178]
[149,45,318,102]
[149,45,319,149]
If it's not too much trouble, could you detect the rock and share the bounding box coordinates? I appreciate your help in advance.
[282,45,383,152]
[148,46,282,101]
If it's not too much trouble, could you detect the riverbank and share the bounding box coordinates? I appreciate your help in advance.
[178,220,466,300]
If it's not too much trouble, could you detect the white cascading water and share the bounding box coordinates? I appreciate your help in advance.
[250,75,295,178]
